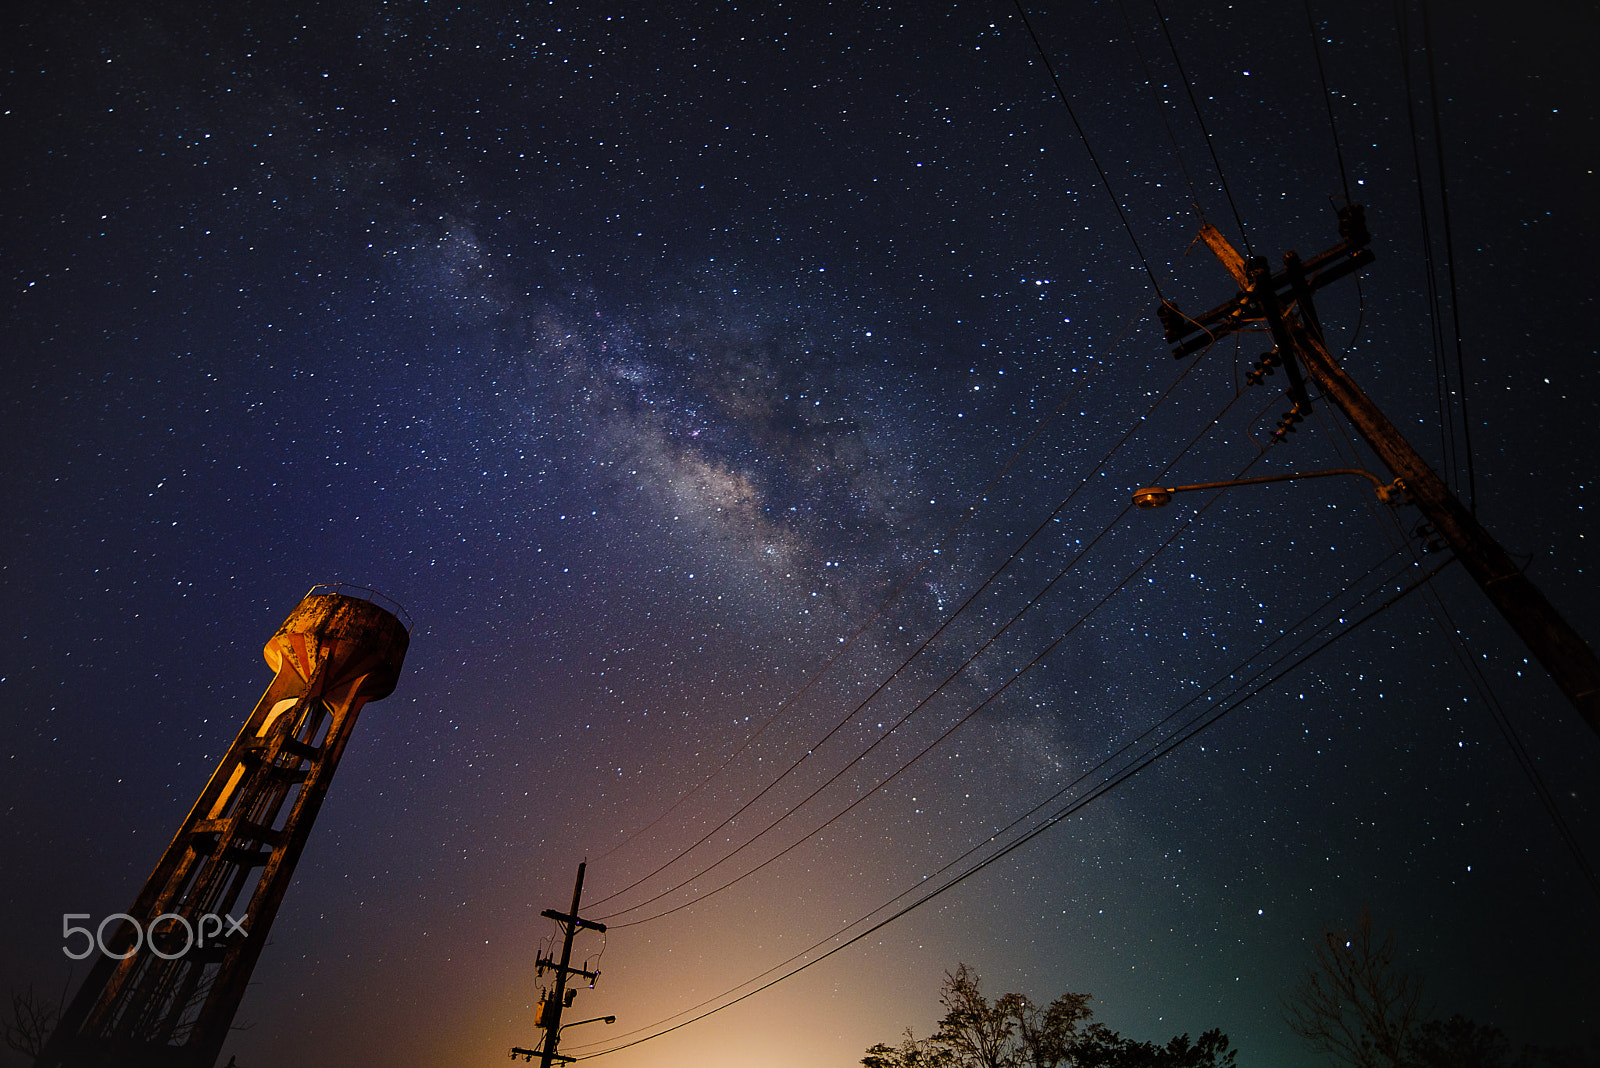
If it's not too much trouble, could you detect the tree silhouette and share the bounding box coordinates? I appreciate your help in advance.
[1284,911,1599,1068]
[3,984,63,1058]
[1283,907,1422,1068]
[863,965,1234,1068]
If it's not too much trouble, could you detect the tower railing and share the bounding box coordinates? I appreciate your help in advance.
[304,582,413,631]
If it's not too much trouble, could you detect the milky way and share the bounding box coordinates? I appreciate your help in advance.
[3,3,1597,1068]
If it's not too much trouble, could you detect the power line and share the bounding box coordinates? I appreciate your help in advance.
[1012,0,1168,298]
[572,547,1439,1062]
[601,498,1143,926]
[1116,0,1207,216]
[1418,582,1600,905]
[596,354,1250,921]
[588,324,1126,877]
[599,386,1297,926]
[1301,0,1353,205]
[1418,0,1476,512]
[1147,0,1254,255]
[1391,0,1460,497]
[591,325,1213,913]
[1310,389,1597,901]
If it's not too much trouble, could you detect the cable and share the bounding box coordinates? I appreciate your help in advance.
[596,361,1252,920]
[1302,0,1353,205]
[606,533,1411,931]
[1418,0,1476,512]
[1148,0,1253,255]
[589,323,1123,871]
[1012,0,1168,298]
[572,549,1440,1062]
[600,386,1273,925]
[1311,397,1597,902]
[1116,0,1207,216]
[591,323,1207,912]
[600,501,1141,926]
[1418,582,1600,904]
[1391,0,1460,497]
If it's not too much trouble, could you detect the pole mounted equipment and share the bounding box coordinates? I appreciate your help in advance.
[1158,209,1600,737]
[513,863,611,1068]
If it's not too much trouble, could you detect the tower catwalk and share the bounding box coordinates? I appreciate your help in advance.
[38,585,411,1068]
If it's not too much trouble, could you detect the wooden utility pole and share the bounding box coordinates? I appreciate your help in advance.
[1161,208,1600,738]
[511,863,607,1067]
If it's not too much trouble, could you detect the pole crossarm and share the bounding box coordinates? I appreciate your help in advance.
[1160,205,1373,357]
[537,954,599,982]
[541,908,607,934]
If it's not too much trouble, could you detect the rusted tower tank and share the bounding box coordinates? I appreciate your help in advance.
[38,585,410,1068]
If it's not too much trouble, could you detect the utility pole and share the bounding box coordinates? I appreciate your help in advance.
[512,863,607,1067]
[1159,206,1600,739]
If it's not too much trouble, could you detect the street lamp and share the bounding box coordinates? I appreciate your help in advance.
[1132,467,1402,509]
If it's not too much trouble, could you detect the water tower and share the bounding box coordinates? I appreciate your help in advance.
[37,585,411,1068]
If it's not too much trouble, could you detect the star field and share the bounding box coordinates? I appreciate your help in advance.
[3,2,1598,1067]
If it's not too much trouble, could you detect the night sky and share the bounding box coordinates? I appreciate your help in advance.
[4,2,1599,1067]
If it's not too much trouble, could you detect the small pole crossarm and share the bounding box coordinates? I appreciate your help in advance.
[1162,206,1373,356]
[540,908,608,934]
[535,954,597,980]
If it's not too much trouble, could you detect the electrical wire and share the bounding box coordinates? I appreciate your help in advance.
[1302,0,1353,205]
[571,546,1439,1062]
[590,326,1218,912]
[1416,586,1600,904]
[1116,0,1207,216]
[1012,0,1168,298]
[605,525,1411,930]
[588,336,1145,900]
[1147,0,1254,255]
[598,382,1283,925]
[589,322,1125,871]
[1391,0,1460,498]
[1418,0,1476,512]
[1309,392,1598,902]
[595,357,1252,920]
[595,346,1228,914]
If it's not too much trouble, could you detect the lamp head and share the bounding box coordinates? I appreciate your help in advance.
[1132,488,1173,508]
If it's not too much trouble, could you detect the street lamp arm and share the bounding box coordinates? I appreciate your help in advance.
[1133,467,1400,508]
[560,1016,617,1033]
